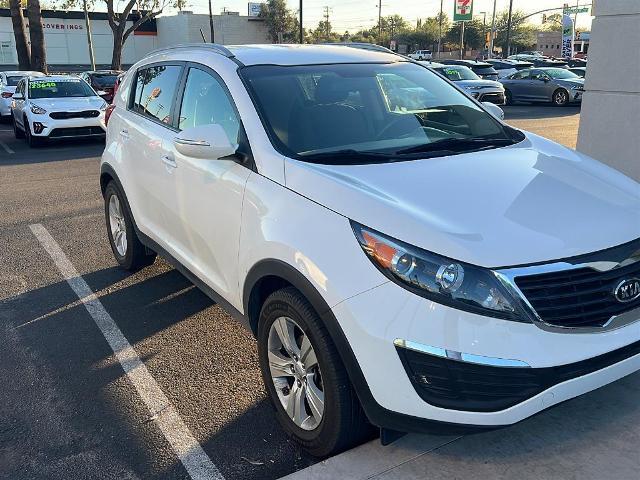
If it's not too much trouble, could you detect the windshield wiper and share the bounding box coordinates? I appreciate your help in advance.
[298,149,396,164]
[395,137,515,155]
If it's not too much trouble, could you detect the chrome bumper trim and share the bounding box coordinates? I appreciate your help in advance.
[393,339,531,368]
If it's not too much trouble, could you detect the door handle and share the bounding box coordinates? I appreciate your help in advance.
[161,154,178,169]
[119,129,130,139]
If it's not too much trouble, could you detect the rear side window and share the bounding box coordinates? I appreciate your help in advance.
[510,70,530,80]
[178,67,240,143]
[131,64,182,125]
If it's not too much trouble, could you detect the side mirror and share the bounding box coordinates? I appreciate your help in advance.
[12,93,24,100]
[174,124,237,160]
[482,102,505,121]
[97,90,108,96]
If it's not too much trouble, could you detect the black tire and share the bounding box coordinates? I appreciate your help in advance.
[257,287,373,457]
[504,89,513,105]
[103,181,156,271]
[13,115,24,139]
[552,88,570,106]
[24,117,43,147]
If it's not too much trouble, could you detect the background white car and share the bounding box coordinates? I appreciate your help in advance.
[408,49,432,60]
[11,75,107,147]
[0,71,44,119]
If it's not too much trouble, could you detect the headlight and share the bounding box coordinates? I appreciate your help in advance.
[352,222,529,321]
[30,103,46,114]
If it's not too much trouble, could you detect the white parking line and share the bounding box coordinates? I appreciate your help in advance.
[29,223,225,480]
[0,139,14,154]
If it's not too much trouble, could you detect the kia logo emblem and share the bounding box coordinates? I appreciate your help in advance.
[614,278,640,303]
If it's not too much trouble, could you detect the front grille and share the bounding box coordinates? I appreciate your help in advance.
[49,126,105,138]
[50,110,100,120]
[479,92,505,104]
[397,339,640,412]
[515,261,640,328]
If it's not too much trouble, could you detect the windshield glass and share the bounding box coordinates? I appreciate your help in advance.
[544,68,579,79]
[6,76,24,86]
[29,79,97,99]
[241,62,520,164]
[436,66,479,81]
[91,74,118,88]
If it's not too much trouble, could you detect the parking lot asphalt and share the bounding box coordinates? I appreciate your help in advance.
[3,104,635,480]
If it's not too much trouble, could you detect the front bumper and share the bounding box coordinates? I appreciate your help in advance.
[28,114,106,138]
[333,280,640,428]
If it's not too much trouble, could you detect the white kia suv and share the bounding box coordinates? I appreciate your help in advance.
[11,75,107,147]
[100,44,640,456]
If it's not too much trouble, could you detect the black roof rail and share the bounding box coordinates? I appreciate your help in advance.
[148,43,236,59]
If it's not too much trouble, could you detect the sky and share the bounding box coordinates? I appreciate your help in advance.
[173,0,594,32]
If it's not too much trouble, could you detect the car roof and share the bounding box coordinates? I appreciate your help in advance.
[153,43,406,66]
[440,59,492,68]
[487,59,532,66]
[26,74,83,81]
[229,44,405,65]
[3,71,44,76]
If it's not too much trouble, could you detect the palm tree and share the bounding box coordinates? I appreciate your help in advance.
[8,0,31,69]
[27,0,48,73]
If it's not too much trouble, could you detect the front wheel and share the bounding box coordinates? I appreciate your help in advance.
[104,181,156,271]
[257,287,372,457]
[504,89,513,105]
[552,88,570,106]
[13,114,24,139]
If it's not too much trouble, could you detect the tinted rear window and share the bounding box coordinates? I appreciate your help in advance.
[6,76,23,86]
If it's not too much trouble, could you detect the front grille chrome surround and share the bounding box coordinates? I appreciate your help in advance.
[495,238,640,334]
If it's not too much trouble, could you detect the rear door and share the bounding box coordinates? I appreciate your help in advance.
[503,70,531,101]
[119,62,185,253]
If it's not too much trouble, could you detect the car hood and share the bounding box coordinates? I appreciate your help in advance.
[29,96,104,111]
[284,133,640,268]
[456,80,504,90]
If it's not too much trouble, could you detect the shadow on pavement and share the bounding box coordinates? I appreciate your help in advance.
[0,265,317,480]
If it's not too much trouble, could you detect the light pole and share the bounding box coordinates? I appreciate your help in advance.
[208,0,214,42]
[299,0,303,44]
[479,11,487,58]
[505,0,514,57]
[437,0,443,59]
[378,2,382,44]
[489,0,497,58]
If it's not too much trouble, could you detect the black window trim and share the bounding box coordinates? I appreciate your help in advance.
[127,60,186,133]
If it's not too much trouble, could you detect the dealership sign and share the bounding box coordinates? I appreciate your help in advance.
[248,2,264,17]
[561,14,575,59]
[454,0,473,22]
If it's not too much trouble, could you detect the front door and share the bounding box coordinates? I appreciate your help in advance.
[168,64,251,302]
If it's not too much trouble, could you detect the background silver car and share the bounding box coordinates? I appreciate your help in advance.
[432,64,505,104]
[500,67,584,106]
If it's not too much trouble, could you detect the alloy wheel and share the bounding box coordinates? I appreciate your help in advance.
[267,316,325,431]
[554,90,568,105]
[108,194,127,257]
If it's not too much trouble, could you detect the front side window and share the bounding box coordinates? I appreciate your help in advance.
[544,68,580,80]
[131,65,182,125]
[28,78,96,99]
[178,67,240,143]
[241,62,522,164]
[510,70,530,80]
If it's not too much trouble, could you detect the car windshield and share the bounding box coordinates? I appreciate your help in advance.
[91,74,118,88]
[544,68,580,79]
[436,66,479,81]
[29,79,97,99]
[6,76,24,86]
[240,62,521,164]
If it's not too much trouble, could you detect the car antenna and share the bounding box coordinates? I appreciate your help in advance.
[199,29,207,43]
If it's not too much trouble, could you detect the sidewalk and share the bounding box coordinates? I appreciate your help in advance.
[282,370,640,479]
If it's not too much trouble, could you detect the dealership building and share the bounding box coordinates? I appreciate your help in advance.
[0,8,270,71]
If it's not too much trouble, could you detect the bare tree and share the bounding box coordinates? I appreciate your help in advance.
[27,0,48,73]
[8,0,31,69]
[106,0,169,70]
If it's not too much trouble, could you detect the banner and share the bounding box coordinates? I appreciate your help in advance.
[454,0,473,22]
[561,14,574,59]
